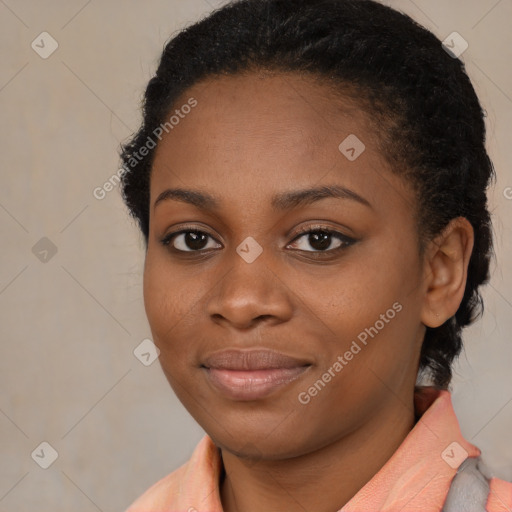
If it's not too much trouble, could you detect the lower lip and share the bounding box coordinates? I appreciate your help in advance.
[202,366,310,401]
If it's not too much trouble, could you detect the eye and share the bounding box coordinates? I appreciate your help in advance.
[160,228,221,252]
[287,226,356,253]
[160,225,356,255]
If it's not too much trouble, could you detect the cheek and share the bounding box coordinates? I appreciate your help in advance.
[307,239,421,361]
[143,252,195,347]
[305,256,404,332]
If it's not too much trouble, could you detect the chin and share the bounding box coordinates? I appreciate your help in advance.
[205,417,316,461]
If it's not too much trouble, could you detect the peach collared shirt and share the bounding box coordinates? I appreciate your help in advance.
[126,389,512,511]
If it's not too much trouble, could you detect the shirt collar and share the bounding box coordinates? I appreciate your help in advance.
[340,387,481,511]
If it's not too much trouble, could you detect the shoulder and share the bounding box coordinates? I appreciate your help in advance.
[487,477,512,512]
[123,435,223,512]
[124,464,187,511]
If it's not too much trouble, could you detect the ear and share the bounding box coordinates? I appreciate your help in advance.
[420,217,474,328]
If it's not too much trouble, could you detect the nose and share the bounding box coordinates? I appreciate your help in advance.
[206,248,294,330]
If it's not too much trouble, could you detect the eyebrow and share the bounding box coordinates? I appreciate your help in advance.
[153,184,373,212]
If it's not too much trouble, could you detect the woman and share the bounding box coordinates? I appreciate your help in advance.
[119,0,511,510]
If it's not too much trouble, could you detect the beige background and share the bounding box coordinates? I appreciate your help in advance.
[0,0,511,510]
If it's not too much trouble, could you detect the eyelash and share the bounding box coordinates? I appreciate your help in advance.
[160,224,356,256]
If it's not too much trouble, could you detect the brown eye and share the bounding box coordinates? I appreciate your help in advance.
[161,229,221,252]
[288,228,355,253]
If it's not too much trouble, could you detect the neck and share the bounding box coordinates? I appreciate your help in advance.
[220,393,416,512]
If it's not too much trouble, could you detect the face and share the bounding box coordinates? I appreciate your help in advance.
[143,71,428,459]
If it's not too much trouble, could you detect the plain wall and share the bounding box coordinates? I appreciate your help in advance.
[0,1,511,510]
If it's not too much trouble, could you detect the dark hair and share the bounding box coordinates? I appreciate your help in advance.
[119,0,495,389]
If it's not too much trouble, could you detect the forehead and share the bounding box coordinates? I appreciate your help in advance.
[149,71,412,215]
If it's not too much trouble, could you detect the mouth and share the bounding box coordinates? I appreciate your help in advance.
[200,348,312,401]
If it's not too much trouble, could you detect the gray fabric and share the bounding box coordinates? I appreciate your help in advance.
[441,457,491,512]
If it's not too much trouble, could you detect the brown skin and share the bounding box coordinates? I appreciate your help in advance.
[143,71,474,512]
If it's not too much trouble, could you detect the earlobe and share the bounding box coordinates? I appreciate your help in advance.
[420,217,474,328]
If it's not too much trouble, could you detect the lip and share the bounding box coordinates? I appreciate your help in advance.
[201,348,312,401]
